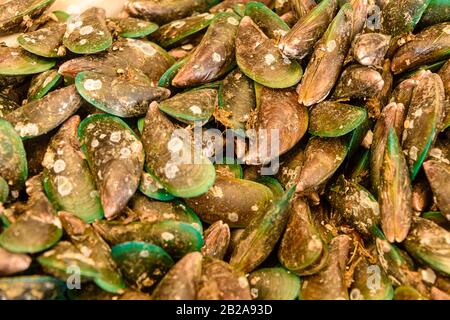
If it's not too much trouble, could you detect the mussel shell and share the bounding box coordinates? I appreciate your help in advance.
[236,16,302,89]
[108,17,159,38]
[150,13,215,48]
[404,217,450,276]
[278,197,328,275]
[78,114,145,219]
[0,0,56,36]
[0,275,65,300]
[5,85,83,139]
[27,70,62,101]
[172,12,239,87]
[63,7,112,54]
[0,118,28,190]
[17,23,66,58]
[229,187,295,273]
[92,220,204,259]
[110,241,174,289]
[141,102,216,198]
[185,176,274,228]
[42,116,104,223]
[197,257,251,300]
[75,70,170,118]
[151,251,203,300]
[0,46,55,76]
[0,212,62,254]
[279,0,338,60]
[308,101,367,137]
[248,267,301,300]
[244,1,290,39]
[201,220,230,260]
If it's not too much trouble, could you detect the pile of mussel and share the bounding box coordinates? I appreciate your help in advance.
[0,0,449,300]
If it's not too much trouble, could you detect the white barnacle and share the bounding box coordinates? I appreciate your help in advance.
[66,20,83,35]
[282,55,291,65]
[80,246,92,257]
[171,20,186,28]
[189,105,202,115]
[139,250,150,258]
[53,159,66,173]
[164,162,179,179]
[273,29,287,37]
[79,39,87,45]
[212,52,222,62]
[90,190,99,198]
[167,136,184,153]
[429,148,442,158]
[181,44,194,50]
[264,53,276,66]
[120,147,131,158]
[421,268,436,284]
[210,186,223,198]
[91,139,99,148]
[79,25,94,35]
[409,146,418,161]
[238,276,248,288]
[307,235,322,251]
[56,176,73,197]
[52,217,62,229]
[227,17,239,26]
[350,288,363,300]
[110,131,122,143]
[130,141,142,153]
[228,212,239,222]
[161,232,175,241]
[83,79,102,91]
[42,151,55,169]
[413,109,423,118]
[127,38,156,56]
[326,40,337,52]
[403,119,412,129]
[15,122,39,137]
